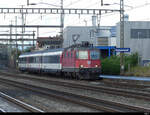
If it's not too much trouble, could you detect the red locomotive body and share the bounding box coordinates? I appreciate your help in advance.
[62,43,101,79]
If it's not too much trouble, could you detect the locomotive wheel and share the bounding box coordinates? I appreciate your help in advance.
[76,73,81,80]
[72,72,79,80]
[64,72,68,79]
[20,70,25,73]
[72,72,76,78]
[68,72,72,79]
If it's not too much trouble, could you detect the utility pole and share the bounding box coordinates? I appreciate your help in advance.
[120,0,124,74]
[33,31,35,47]
[101,0,125,74]
[15,16,18,68]
[9,20,12,68]
[101,0,103,6]
[60,0,64,47]
[27,0,29,6]
[21,5,24,52]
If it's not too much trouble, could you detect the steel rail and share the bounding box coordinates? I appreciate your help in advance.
[17,74,150,101]
[6,71,150,101]
[0,77,149,112]
[0,108,6,112]
[1,71,150,102]
[99,80,150,89]
[1,71,150,111]
[0,77,119,112]
[0,92,44,112]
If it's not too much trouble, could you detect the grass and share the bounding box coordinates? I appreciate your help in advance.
[124,66,150,77]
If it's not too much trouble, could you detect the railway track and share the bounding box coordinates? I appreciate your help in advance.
[0,92,44,112]
[1,69,149,89]
[2,71,150,101]
[0,76,149,112]
[99,80,150,89]
[0,108,5,112]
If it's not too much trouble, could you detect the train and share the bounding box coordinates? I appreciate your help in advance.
[18,43,101,80]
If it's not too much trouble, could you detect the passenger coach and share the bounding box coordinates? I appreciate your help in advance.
[18,49,63,73]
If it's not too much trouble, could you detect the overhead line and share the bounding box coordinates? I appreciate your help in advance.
[92,2,150,19]
[64,0,85,7]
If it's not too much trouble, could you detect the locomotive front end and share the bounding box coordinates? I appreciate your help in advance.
[76,49,101,79]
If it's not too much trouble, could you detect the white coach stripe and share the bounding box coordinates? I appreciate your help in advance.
[19,51,62,58]
[42,51,62,56]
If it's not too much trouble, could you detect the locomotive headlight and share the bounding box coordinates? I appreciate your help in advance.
[80,65,84,68]
[95,65,98,67]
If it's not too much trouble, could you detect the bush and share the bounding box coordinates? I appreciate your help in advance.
[101,56,120,75]
[124,52,138,71]
[101,53,138,75]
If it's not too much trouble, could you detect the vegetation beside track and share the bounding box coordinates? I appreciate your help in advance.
[124,66,150,77]
[101,53,139,75]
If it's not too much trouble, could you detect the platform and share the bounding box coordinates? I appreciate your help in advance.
[100,75,150,81]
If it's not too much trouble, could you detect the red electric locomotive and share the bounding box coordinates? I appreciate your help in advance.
[61,42,101,79]
[18,42,101,80]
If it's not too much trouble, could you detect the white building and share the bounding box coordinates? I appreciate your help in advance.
[116,21,150,66]
[63,26,116,47]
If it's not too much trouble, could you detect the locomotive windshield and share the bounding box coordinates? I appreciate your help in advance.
[76,50,88,59]
[90,50,100,60]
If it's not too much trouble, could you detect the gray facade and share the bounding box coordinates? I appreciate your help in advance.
[63,26,116,48]
[116,21,150,65]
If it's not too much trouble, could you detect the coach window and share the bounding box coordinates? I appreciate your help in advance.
[19,58,22,63]
[30,57,32,63]
[30,57,34,63]
[33,57,35,63]
[24,58,26,63]
[22,58,23,63]
[36,57,40,63]
[54,55,60,63]
[35,57,38,63]
[44,56,49,63]
[57,55,60,63]
[20,58,22,63]
[29,57,31,63]
[32,57,34,63]
[23,58,25,63]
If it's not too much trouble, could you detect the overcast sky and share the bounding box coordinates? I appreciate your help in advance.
[0,0,149,38]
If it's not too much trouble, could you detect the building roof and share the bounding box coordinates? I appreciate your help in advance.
[37,36,62,41]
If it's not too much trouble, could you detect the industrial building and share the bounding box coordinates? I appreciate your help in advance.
[116,21,150,66]
[63,26,116,58]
